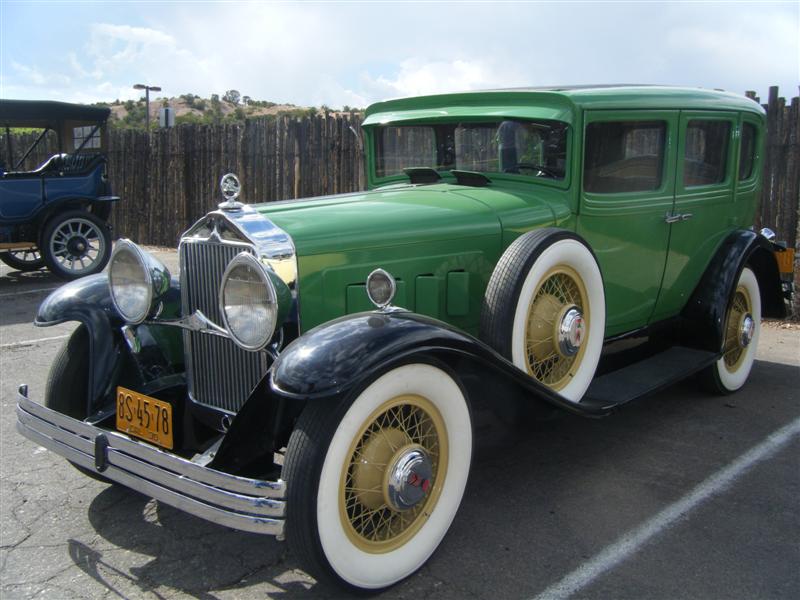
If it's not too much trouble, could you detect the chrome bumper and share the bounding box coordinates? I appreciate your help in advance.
[15,385,286,537]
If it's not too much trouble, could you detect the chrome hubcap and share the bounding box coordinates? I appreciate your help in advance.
[557,306,585,357]
[385,444,433,511]
[739,314,755,348]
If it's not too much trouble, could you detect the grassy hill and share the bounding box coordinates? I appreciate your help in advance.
[102,92,362,129]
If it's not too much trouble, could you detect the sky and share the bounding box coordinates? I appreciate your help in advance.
[1,1,798,108]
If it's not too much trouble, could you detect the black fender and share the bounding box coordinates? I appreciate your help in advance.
[270,310,609,418]
[36,274,122,409]
[681,230,785,352]
[34,196,115,233]
[35,273,182,412]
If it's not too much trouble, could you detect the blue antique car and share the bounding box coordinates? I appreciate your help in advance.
[0,100,118,279]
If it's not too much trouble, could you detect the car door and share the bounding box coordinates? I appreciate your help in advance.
[651,111,738,321]
[577,110,678,337]
[0,176,44,222]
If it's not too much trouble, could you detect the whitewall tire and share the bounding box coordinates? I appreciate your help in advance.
[284,363,472,591]
[481,229,605,402]
[703,267,761,394]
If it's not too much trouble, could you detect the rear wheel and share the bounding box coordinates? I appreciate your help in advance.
[0,248,44,271]
[45,325,112,483]
[701,267,761,394]
[283,363,472,591]
[42,210,111,280]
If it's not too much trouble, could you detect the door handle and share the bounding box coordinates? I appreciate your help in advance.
[665,212,693,224]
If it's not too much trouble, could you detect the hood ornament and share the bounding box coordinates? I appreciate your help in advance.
[219,173,244,211]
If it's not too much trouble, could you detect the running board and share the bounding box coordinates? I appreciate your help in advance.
[580,347,718,412]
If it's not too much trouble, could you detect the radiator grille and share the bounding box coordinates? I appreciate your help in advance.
[180,240,268,413]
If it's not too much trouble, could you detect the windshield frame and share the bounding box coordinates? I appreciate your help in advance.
[366,117,572,190]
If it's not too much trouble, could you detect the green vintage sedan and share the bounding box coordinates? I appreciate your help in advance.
[16,86,790,591]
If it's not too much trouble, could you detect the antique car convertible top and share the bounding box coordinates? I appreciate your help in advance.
[15,86,792,591]
[0,99,119,279]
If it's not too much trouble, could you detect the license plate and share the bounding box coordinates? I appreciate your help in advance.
[116,386,174,449]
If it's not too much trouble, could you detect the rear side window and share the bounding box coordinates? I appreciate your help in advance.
[739,122,757,180]
[583,121,666,193]
[683,120,730,186]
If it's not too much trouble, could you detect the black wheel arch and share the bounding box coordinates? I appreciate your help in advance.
[681,229,785,352]
[269,310,608,419]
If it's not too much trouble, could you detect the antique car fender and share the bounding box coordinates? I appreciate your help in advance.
[269,310,609,418]
[35,273,181,412]
[681,229,785,352]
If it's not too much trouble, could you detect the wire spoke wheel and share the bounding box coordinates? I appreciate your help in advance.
[524,265,589,390]
[722,285,752,372]
[284,363,471,590]
[481,229,605,402]
[702,267,761,394]
[340,394,447,553]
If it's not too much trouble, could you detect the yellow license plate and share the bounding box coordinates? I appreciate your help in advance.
[116,386,174,449]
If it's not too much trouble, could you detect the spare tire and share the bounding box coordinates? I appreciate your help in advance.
[480,228,605,402]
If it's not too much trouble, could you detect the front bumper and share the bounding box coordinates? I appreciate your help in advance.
[15,385,286,537]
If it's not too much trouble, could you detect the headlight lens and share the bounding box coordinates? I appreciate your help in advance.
[109,240,153,324]
[220,253,278,350]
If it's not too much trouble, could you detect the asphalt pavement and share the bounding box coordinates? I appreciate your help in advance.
[1,252,799,600]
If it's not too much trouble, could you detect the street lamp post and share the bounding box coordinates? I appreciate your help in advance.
[133,83,162,130]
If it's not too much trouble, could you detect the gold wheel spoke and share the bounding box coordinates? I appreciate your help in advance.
[340,395,448,551]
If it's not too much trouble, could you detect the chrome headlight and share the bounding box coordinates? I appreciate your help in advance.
[109,240,171,324]
[219,253,278,351]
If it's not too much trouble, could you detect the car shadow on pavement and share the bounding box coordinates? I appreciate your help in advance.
[80,484,322,598]
[71,359,799,599]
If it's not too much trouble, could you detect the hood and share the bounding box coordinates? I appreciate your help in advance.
[254,183,555,256]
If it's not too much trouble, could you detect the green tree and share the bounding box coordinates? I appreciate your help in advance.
[223,89,241,105]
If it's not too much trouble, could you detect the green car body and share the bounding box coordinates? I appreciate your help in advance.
[259,86,766,338]
[18,85,789,593]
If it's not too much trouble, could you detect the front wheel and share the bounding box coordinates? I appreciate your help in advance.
[283,363,472,591]
[45,325,113,483]
[0,248,45,271]
[42,210,112,280]
[701,267,761,394]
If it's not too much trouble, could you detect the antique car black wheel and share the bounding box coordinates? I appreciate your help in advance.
[283,363,472,591]
[41,210,112,280]
[701,267,762,394]
[45,325,112,484]
[481,228,605,402]
[0,248,45,271]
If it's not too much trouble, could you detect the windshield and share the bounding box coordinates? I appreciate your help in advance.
[374,120,568,180]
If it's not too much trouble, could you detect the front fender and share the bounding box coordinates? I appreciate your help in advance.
[271,310,607,417]
[36,274,122,407]
[36,273,182,409]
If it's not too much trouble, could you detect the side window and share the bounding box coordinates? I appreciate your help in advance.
[739,122,757,180]
[683,120,730,186]
[73,125,101,150]
[583,121,666,193]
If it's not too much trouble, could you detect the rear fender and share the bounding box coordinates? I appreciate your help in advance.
[681,230,785,352]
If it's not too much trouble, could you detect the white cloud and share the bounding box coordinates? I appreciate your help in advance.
[1,2,797,107]
[361,58,527,99]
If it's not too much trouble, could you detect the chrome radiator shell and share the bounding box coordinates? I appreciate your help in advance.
[179,238,268,413]
[177,204,297,414]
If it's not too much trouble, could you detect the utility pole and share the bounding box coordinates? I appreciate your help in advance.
[133,83,162,130]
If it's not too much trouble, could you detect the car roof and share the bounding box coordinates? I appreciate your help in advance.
[0,99,111,129]
[362,85,765,127]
